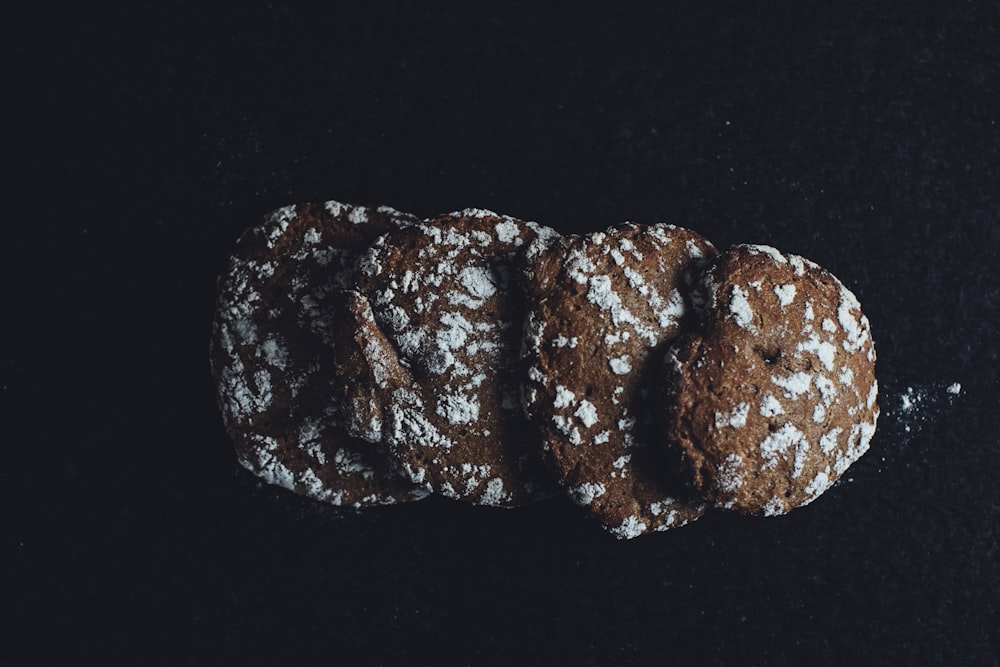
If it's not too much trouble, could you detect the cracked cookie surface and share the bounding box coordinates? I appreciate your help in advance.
[210,200,429,507]
[662,244,879,515]
[336,210,560,506]
[520,223,716,538]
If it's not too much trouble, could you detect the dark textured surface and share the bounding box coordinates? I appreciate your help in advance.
[5,2,999,664]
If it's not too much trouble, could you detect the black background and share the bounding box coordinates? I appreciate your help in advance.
[5,2,1000,665]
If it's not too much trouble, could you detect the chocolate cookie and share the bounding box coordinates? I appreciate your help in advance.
[335,209,560,506]
[520,223,717,538]
[210,200,429,507]
[662,244,879,516]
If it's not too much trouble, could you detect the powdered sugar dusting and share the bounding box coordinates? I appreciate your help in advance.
[569,482,607,505]
[609,355,632,374]
[575,400,600,428]
[553,385,576,408]
[457,265,497,302]
[803,467,832,502]
[715,454,746,492]
[609,515,648,540]
[520,224,714,534]
[759,394,785,417]
[715,402,750,429]
[348,212,558,504]
[762,497,786,516]
[494,219,520,244]
[892,382,962,435]
[772,372,813,398]
[436,392,480,425]
[213,199,428,508]
[479,477,508,505]
[729,285,756,332]
[759,423,807,469]
[745,244,788,264]
[774,284,796,307]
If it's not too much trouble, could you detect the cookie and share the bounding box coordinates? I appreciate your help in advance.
[662,244,879,516]
[520,223,717,538]
[210,200,430,507]
[335,209,560,506]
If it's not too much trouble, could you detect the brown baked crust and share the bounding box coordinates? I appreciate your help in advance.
[335,209,561,506]
[210,201,429,507]
[662,244,879,515]
[520,223,717,538]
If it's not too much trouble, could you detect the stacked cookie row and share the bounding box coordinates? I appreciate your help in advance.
[210,200,879,539]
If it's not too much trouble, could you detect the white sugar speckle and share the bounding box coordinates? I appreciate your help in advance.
[813,375,837,405]
[901,387,916,411]
[610,515,647,539]
[803,301,815,322]
[387,389,455,451]
[605,330,631,346]
[553,335,579,348]
[265,206,296,247]
[324,200,347,217]
[569,482,606,505]
[716,454,745,492]
[774,284,796,307]
[819,427,842,454]
[947,382,962,395]
[436,392,480,425]
[333,447,376,479]
[524,310,545,350]
[303,227,321,244]
[804,467,831,501]
[348,207,368,224]
[759,394,785,417]
[554,385,576,409]
[788,255,812,276]
[252,368,273,407]
[772,372,812,398]
[587,275,657,344]
[457,266,497,301]
[456,207,497,219]
[837,288,867,351]
[715,402,749,429]
[647,225,670,244]
[494,220,520,244]
[729,285,755,331]
[759,423,807,468]
[479,477,508,506]
[566,249,596,284]
[797,333,837,372]
[575,400,599,428]
[553,416,582,444]
[259,457,297,492]
[762,497,786,516]
[792,435,810,478]
[748,244,788,264]
[260,337,288,370]
[609,356,632,374]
